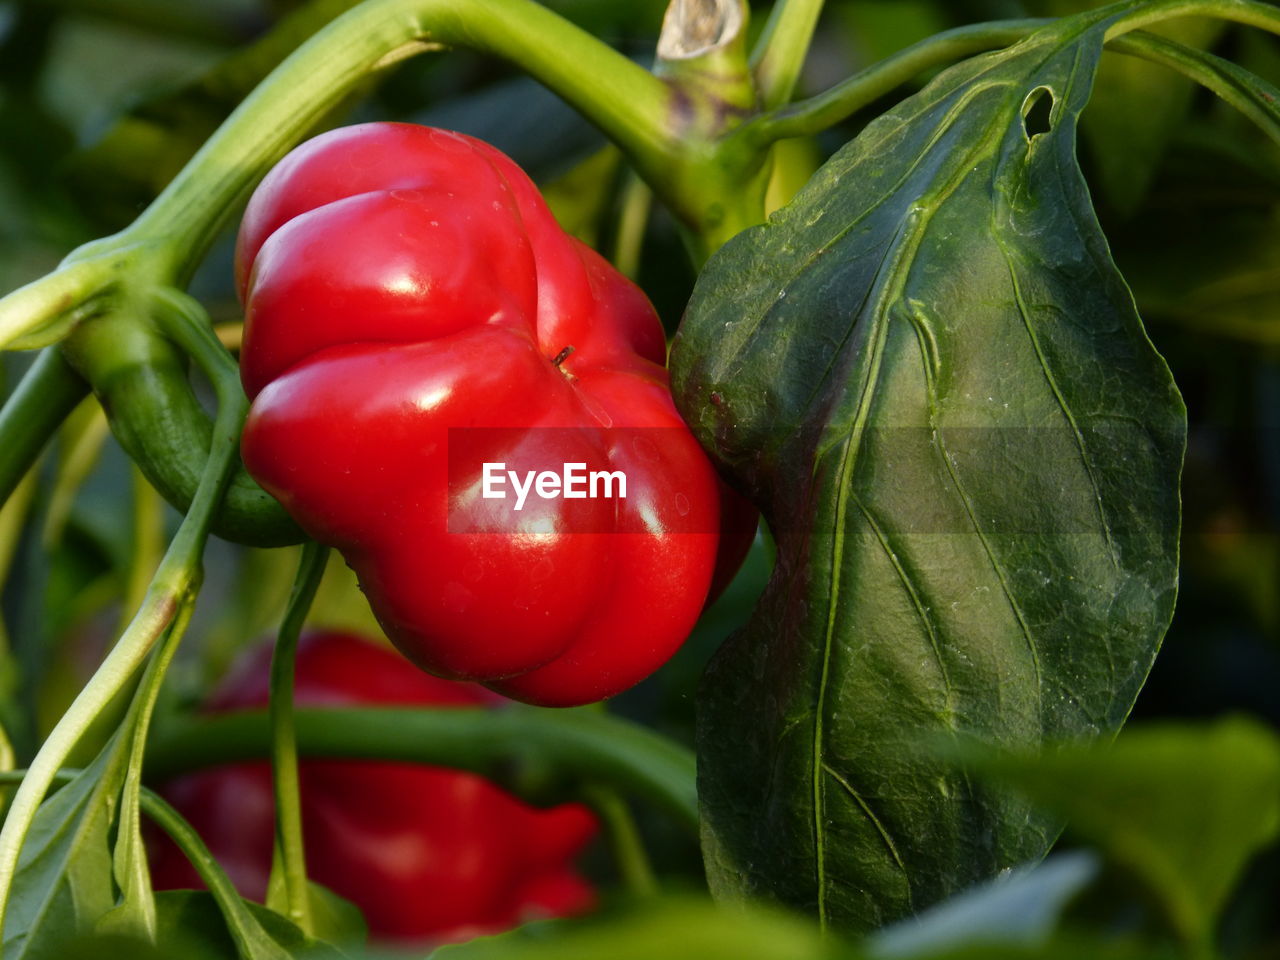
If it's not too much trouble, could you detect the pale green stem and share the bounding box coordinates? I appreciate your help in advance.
[584,785,658,898]
[0,258,115,351]
[120,466,167,632]
[612,172,654,281]
[148,706,699,833]
[751,0,826,109]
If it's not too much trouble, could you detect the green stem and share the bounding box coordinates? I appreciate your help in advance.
[147,706,699,834]
[112,599,199,941]
[0,473,36,604]
[62,316,301,547]
[583,785,658,898]
[751,0,826,109]
[744,0,1280,150]
[742,18,1048,144]
[41,401,109,548]
[0,348,90,507]
[267,541,329,937]
[125,0,673,276]
[0,256,116,351]
[1104,0,1280,40]
[0,289,245,940]
[1107,30,1280,144]
[120,466,166,628]
[137,789,288,959]
[612,172,653,281]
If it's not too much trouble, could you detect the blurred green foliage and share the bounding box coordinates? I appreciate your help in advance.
[1,0,1278,957]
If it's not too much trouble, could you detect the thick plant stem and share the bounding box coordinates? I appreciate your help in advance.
[267,541,329,936]
[751,0,825,109]
[124,0,674,276]
[0,290,244,939]
[0,348,89,506]
[148,706,699,834]
[0,257,115,351]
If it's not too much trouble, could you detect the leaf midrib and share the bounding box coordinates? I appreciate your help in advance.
[809,74,1046,922]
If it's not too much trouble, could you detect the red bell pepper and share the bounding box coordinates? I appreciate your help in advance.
[149,631,597,944]
[236,123,752,706]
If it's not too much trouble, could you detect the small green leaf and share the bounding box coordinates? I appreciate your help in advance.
[672,9,1185,933]
[301,883,366,955]
[1,749,120,960]
[141,891,352,960]
[951,718,1280,946]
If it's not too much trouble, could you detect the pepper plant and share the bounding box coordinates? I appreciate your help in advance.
[0,0,1279,958]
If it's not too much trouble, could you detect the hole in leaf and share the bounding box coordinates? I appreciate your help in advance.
[1021,87,1055,141]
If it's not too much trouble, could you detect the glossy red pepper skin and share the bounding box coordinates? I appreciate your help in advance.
[149,631,597,944]
[236,123,752,707]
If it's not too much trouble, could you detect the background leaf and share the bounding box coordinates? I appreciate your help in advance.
[672,10,1185,933]
[300,882,365,955]
[867,852,1099,959]
[431,899,853,960]
[949,718,1280,946]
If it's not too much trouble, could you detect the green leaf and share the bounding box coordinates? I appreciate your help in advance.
[301,883,366,955]
[1,749,119,960]
[671,10,1185,934]
[950,718,1280,946]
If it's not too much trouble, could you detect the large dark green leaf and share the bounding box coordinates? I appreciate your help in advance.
[671,9,1185,933]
